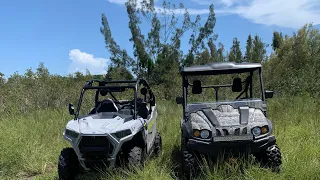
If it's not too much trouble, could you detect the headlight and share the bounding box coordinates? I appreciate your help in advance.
[113,129,132,139]
[65,129,79,138]
[200,130,210,139]
[252,127,261,136]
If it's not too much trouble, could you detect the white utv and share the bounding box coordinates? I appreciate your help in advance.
[176,62,282,179]
[58,79,162,180]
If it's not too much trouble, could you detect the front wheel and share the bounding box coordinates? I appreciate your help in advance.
[255,144,282,173]
[58,148,79,180]
[181,137,197,180]
[128,146,144,167]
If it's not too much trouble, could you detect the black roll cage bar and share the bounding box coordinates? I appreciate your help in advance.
[180,67,265,118]
[74,79,155,120]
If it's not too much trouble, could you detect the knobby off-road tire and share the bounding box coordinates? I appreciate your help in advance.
[256,144,282,173]
[58,148,79,180]
[153,132,162,157]
[128,146,144,167]
[181,137,197,180]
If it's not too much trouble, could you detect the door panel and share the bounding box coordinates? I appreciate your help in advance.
[146,105,157,153]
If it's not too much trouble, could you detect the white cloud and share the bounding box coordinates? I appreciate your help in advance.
[191,0,238,7]
[107,0,320,28]
[68,49,109,75]
[108,0,129,5]
[221,0,320,29]
[107,0,210,15]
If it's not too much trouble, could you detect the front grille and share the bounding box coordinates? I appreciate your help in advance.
[214,127,253,142]
[79,136,114,158]
[216,127,249,136]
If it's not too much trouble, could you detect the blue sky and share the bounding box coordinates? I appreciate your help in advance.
[0,0,319,77]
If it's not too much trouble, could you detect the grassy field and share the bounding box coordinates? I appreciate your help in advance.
[1,97,320,180]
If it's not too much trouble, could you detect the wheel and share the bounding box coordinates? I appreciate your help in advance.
[181,137,196,180]
[153,132,162,157]
[58,148,79,180]
[128,146,144,167]
[255,144,282,173]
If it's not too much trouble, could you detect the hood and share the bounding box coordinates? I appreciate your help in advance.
[187,104,268,135]
[66,112,132,134]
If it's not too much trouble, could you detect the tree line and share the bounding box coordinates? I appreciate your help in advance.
[0,1,319,116]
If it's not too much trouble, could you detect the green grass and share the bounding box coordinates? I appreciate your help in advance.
[1,97,320,180]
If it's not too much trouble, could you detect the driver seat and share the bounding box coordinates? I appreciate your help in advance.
[96,98,118,113]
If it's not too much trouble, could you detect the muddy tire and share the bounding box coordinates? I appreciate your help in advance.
[128,146,144,167]
[255,144,282,173]
[181,137,197,180]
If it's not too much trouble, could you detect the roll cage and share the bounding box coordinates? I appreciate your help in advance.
[74,79,155,120]
[176,62,273,118]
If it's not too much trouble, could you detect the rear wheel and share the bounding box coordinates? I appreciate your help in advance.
[153,132,162,157]
[58,148,79,180]
[255,144,282,173]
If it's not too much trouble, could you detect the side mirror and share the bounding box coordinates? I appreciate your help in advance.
[68,103,75,115]
[265,90,274,99]
[232,78,242,92]
[192,80,202,94]
[176,97,183,104]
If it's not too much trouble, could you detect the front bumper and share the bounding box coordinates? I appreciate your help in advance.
[65,132,137,170]
[187,135,276,156]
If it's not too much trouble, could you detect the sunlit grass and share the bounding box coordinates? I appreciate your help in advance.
[1,97,320,179]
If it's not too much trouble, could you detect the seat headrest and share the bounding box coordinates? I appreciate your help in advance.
[96,98,118,113]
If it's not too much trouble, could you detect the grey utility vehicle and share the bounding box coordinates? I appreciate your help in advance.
[176,62,282,178]
[58,79,162,180]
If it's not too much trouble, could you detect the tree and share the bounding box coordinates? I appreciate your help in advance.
[36,62,49,78]
[195,48,211,65]
[100,14,134,70]
[217,42,225,62]
[0,72,5,85]
[252,35,266,63]
[208,37,218,61]
[272,31,283,51]
[245,34,253,62]
[228,37,242,62]
[100,0,217,86]
[105,66,134,81]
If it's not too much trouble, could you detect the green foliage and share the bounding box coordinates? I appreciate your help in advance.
[251,35,267,63]
[105,66,134,81]
[263,24,320,98]
[100,14,134,70]
[272,31,283,51]
[217,42,225,62]
[228,37,242,62]
[100,1,218,98]
[0,63,94,117]
[245,34,253,62]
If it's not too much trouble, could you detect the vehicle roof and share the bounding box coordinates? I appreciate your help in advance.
[83,78,150,90]
[180,62,261,75]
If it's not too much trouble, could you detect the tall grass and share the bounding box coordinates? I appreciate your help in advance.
[0,97,320,179]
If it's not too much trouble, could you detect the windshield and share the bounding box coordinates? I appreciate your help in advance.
[77,87,135,117]
[186,70,262,104]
